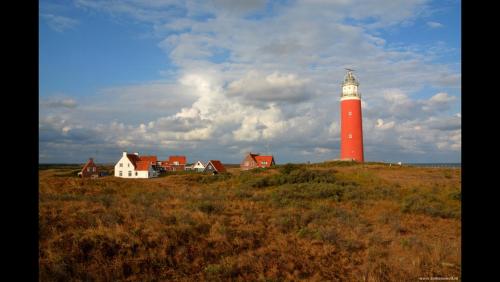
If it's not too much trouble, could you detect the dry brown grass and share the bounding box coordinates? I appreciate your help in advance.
[39,163,461,281]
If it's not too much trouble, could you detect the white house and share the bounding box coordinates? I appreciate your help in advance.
[192,161,206,172]
[114,152,157,179]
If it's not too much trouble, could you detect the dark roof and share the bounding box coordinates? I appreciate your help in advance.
[126,154,141,169]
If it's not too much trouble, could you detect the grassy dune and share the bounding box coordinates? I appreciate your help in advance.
[39,162,461,281]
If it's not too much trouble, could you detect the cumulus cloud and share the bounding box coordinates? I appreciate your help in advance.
[376,119,395,130]
[39,0,461,163]
[226,71,312,105]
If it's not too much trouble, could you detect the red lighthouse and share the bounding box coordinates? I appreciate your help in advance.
[340,69,364,162]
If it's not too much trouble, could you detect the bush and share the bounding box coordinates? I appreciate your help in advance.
[242,169,337,189]
[448,191,461,201]
[401,194,460,219]
[278,169,336,184]
[278,163,305,174]
[196,201,224,214]
[270,183,349,206]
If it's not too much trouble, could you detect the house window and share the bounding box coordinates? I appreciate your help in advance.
[135,172,138,176]
[261,161,267,165]
[128,171,132,176]
[93,167,96,172]
[87,168,91,172]
[119,163,123,167]
[128,163,130,167]
[119,171,122,176]
[348,134,352,139]
[174,161,179,165]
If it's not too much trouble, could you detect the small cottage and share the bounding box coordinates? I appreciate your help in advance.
[204,160,226,175]
[192,161,206,172]
[240,152,275,170]
[161,155,187,171]
[78,158,99,178]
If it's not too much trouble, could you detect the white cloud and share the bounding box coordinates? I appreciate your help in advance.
[41,98,78,108]
[376,119,395,130]
[40,0,461,163]
[227,71,312,105]
[42,14,79,32]
[427,21,444,28]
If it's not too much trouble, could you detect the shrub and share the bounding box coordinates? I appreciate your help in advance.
[401,194,460,219]
[242,210,258,224]
[296,227,320,240]
[318,226,340,244]
[196,201,224,214]
[270,184,348,207]
[448,191,461,201]
[235,189,253,199]
[278,163,305,174]
[239,168,338,191]
[275,214,301,233]
[204,263,236,280]
[277,169,336,184]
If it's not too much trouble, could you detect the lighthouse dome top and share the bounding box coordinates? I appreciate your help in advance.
[342,69,359,86]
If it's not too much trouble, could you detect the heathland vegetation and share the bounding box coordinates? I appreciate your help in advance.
[39,162,461,281]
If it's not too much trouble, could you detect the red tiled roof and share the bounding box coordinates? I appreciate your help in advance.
[209,160,226,172]
[140,156,157,164]
[127,154,141,169]
[255,155,274,167]
[168,155,186,165]
[136,160,151,171]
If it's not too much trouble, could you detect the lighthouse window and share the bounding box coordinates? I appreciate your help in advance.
[348,134,352,139]
[348,111,352,116]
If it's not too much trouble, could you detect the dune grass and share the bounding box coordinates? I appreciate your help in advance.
[39,162,461,281]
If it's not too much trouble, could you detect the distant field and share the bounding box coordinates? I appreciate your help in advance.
[39,162,461,281]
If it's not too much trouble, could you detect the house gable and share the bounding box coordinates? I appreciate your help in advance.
[240,153,258,170]
[115,155,134,170]
[255,155,275,168]
[193,161,205,169]
[80,158,99,177]
[204,160,226,173]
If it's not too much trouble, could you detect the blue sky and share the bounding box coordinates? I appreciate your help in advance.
[39,0,461,164]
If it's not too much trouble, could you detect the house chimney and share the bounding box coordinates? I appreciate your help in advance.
[123,151,127,157]
[89,158,93,161]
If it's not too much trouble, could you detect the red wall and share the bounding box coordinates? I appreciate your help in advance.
[340,99,364,162]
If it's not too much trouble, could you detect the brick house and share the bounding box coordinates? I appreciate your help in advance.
[78,158,99,178]
[240,152,275,170]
